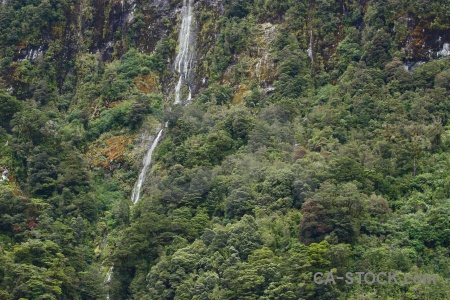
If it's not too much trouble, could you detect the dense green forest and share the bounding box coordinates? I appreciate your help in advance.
[0,0,450,299]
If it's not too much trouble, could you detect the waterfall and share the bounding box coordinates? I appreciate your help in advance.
[307,0,313,67]
[131,128,164,204]
[105,1,197,297]
[438,43,450,58]
[174,0,195,104]
[307,30,313,62]
[129,0,195,204]
[106,132,164,295]
[105,266,114,300]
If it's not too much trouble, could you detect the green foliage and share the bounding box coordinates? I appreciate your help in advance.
[197,84,232,105]
[87,101,133,139]
[224,0,253,18]
[300,181,369,244]
[0,90,22,130]
[26,147,58,196]
[274,47,311,99]
[118,48,165,78]
[11,107,48,147]
[207,17,254,79]
[1,0,450,298]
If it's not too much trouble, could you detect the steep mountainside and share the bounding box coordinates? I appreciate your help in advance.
[0,0,450,299]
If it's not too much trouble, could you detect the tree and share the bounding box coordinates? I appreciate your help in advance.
[0,90,22,130]
[300,181,369,244]
[26,147,58,197]
[225,187,254,219]
[225,0,253,18]
[56,151,90,195]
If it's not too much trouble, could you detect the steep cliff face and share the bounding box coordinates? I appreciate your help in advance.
[2,0,449,101]
[1,0,450,299]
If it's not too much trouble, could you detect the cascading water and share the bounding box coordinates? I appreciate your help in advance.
[307,30,313,62]
[130,0,195,205]
[105,266,113,300]
[130,128,164,204]
[105,128,163,295]
[174,0,195,104]
[129,0,195,204]
[106,2,196,296]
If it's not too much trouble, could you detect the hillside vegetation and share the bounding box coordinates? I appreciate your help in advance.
[0,0,450,299]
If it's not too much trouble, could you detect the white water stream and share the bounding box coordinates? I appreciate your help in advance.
[130,127,164,204]
[174,0,195,104]
[130,0,195,204]
[106,1,196,296]
[105,266,113,300]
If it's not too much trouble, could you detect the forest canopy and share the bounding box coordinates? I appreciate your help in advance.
[0,0,450,299]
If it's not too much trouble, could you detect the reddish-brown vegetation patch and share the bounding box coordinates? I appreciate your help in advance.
[133,73,159,94]
[86,134,135,170]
